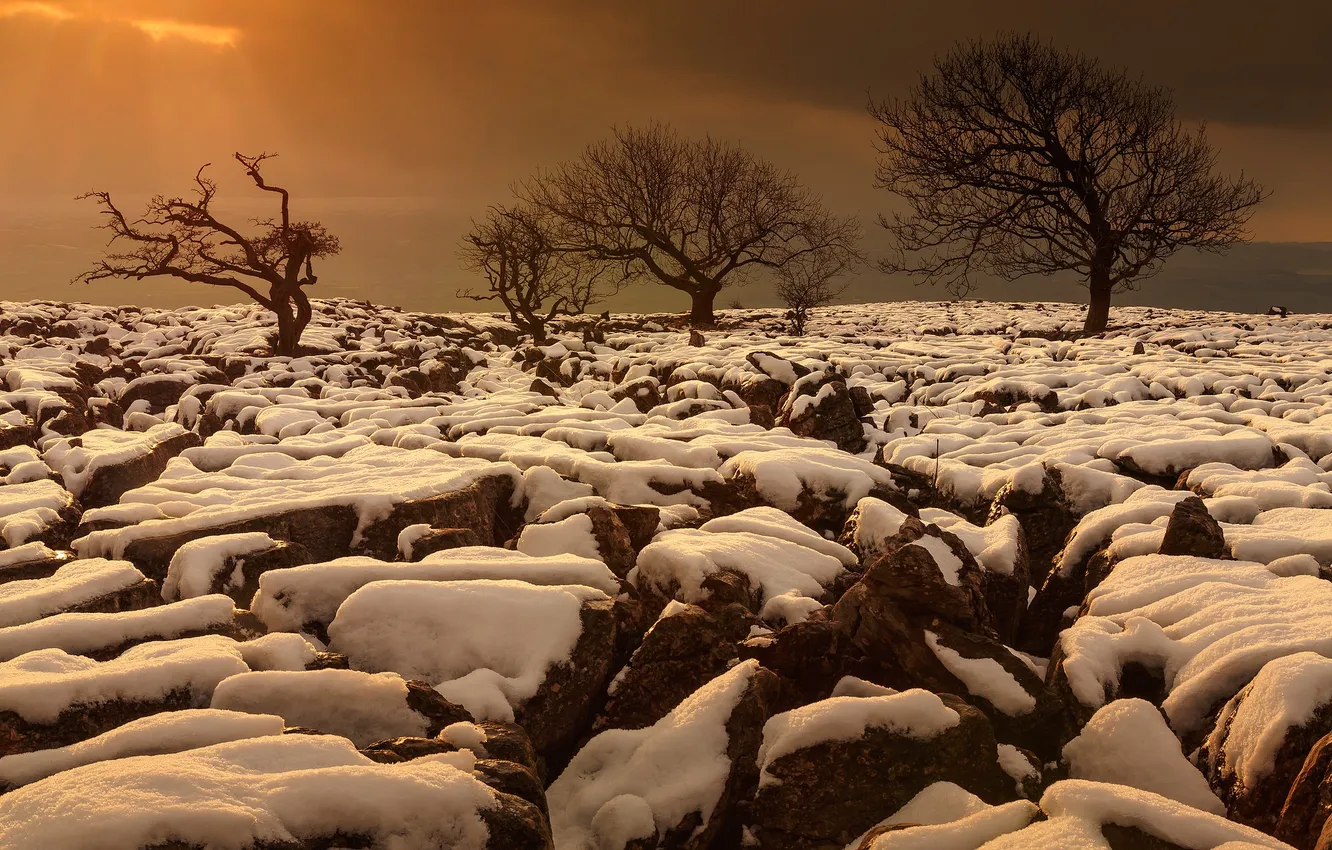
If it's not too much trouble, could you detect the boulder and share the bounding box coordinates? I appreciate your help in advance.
[745,693,1014,850]
[0,637,250,757]
[720,469,906,538]
[779,373,867,454]
[1201,653,1332,833]
[529,378,561,397]
[747,403,776,429]
[606,503,661,553]
[514,598,619,774]
[0,546,74,583]
[115,474,519,581]
[987,467,1077,587]
[611,377,663,413]
[0,417,38,450]
[1158,496,1226,558]
[595,603,754,732]
[922,619,1054,758]
[850,523,995,637]
[744,538,996,712]
[75,427,204,510]
[178,539,313,607]
[117,374,197,412]
[0,687,198,758]
[362,722,547,820]
[547,660,779,850]
[1277,731,1332,850]
[353,475,522,558]
[581,503,640,577]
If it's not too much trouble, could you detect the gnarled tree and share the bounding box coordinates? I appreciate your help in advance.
[525,122,862,326]
[77,152,340,356]
[775,247,857,336]
[459,204,624,343]
[870,34,1267,334]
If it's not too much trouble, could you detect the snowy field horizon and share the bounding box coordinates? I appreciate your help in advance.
[4,295,1332,848]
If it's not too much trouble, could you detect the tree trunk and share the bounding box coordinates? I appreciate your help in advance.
[273,297,299,357]
[1082,268,1113,335]
[689,288,717,327]
[293,288,313,348]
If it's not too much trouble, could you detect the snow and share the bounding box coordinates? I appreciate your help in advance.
[910,536,965,586]
[516,512,605,561]
[0,594,236,661]
[1059,553,1332,737]
[1118,430,1276,477]
[920,509,1023,576]
[0,636,250,724]
[252,547,619,631]
[235,633,319,672]
[0,734,497,850]
[996,744,1038,794]
[851,782,1038,849]
[547,660,763,849]
[632,528,846,620]
[440,721,489,753]
[1061,699,1224,814]
[700,506,858,566]
[757,690,961,787]
[161,532,278,601]
[1228,507,1332,564]
[328,579,608,722]
[831,676,899,698]
[1035,780,1292,850]
[848,496,912,560]
[923,631,1035,715]
[719,448,896,510]
[210,669,436,746]
[396,522,433,560]
[0,708,284,789]
[0,559,147,629]
[0,541,62,570]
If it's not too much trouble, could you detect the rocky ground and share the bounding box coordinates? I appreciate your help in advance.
[1,297,1331,849]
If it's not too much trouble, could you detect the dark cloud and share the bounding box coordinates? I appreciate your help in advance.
[585,0,1332,129]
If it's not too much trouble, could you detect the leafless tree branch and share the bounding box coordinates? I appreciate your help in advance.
[870,34,1267,333]
[76,153,340,355]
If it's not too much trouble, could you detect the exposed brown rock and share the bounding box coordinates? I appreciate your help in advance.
[1158,496,1226,558]
[745,695,1014,850]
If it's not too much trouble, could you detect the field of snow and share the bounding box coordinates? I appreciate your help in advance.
[2,296,1332,848]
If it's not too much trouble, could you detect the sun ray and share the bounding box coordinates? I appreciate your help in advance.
[0,1,75,20]
[130,18,240,48]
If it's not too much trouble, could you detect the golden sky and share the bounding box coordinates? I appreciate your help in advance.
[0,0,1329,310]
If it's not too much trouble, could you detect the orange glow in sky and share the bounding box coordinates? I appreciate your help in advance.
[0,0,1327,311]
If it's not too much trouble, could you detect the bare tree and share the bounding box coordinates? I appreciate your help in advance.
[775,248,857,335]
[459,204,624,343]
[870,34,1267,334]
[77,153,340,356]
[524,122,862,327]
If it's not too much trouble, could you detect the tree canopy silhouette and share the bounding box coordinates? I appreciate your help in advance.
[459,204,625,343]
[524,122,862,327]
[77,152,340,356]
[870,34,1266,334]
[775,248,857,336]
